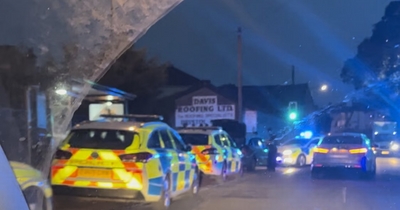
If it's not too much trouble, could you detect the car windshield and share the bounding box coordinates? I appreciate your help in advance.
[180,134,209,145]
[375,134,397,142]
[322,136,363,145]
[66,129,137,149]
[283,139,309,146]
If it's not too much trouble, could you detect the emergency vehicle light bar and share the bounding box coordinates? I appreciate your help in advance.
[100,114,164,122]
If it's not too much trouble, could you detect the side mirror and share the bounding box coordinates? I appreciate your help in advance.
[372,144,379,148]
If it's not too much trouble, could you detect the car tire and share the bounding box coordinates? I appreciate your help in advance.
[297,154,307,167]
[152,175,171,210]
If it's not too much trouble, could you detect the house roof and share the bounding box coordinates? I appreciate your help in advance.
[217,83,315,114]
[157,77,315,115]
[165,65,201,86]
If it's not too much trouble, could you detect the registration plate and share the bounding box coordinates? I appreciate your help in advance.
[330,154,347,158]
[382,151,390,155]
[78,168,112,178]
[331,149,348,153]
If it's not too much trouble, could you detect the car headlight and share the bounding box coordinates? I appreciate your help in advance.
[391,144,399,150]
[282,150,293,155]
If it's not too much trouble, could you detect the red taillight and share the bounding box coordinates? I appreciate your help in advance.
[201,148,219,155]
[313,148,329,153]
[55,149,72,160]
[349,148,368,154]
[119,152,153,163]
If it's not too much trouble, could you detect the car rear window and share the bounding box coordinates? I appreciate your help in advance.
[179,134,209,145]
[322,136,363,145]
[66,129,137,149]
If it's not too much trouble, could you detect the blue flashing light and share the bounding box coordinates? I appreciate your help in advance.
[300,131,313,139]
[263,149,269,153]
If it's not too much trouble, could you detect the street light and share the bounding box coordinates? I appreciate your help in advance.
[55,88,67,95]
[320,84,328,92]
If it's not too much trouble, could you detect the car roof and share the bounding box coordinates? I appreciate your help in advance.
[72,121,169,132]
[327,133,364,137]
[177,127,223,135]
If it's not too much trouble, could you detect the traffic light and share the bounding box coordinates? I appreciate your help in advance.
[289,112,297,120]
[288,101,298,120]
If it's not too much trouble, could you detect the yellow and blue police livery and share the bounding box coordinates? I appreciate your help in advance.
[178,127,243,183]
[11,161,53,210]
[277,136,323,167]
[51,115,199,210]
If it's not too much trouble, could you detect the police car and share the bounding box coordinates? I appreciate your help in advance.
[177,127,243,183]
[277,136,323,167]
[51,115,199,210]
[11,161,53,210]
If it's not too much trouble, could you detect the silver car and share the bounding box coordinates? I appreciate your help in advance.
[311,133,376,178]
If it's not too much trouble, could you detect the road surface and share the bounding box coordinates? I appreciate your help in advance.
[54,157,400,210]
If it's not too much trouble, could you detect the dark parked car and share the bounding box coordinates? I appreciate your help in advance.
[241,137,269,171]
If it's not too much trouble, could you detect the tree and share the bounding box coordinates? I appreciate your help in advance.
[341,1,400,89]
[98,47,168,96]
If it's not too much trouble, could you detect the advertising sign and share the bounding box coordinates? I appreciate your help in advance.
[244,110,257,133]
[175,96,235,127]
[89,103,124,121]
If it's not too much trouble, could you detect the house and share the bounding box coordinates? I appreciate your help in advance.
[153,81,316,140]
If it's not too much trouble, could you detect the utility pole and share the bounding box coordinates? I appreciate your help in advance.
[291,65,295,85]
[237,27,243,123]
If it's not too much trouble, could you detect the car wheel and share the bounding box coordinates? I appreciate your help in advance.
[152,175,171,210]
[297,155,306,167]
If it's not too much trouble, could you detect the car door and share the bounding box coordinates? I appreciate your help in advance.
[212,133,226,168]
[146,129,171,197]
[227,134,242,173]
[221,133,238,174]
[251,138,268,159]
[168,129,193,192]
[219,133,232,173]
[304,138,320,164]
[158,129,181,194]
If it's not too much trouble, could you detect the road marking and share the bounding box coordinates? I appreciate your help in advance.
[342,187,347,203]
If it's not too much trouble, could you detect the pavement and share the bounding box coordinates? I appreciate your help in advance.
[54,157,400,210]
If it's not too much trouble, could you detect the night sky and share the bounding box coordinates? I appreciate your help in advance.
[136,0,393,106]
